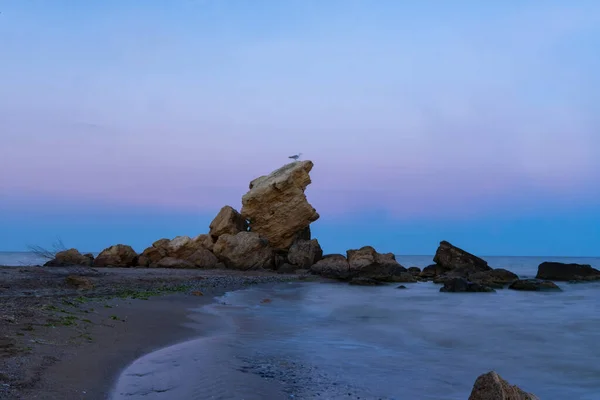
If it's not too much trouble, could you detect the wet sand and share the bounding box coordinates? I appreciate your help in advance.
[0,266,314,400]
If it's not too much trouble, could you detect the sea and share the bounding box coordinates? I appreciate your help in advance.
[2,253,600,399]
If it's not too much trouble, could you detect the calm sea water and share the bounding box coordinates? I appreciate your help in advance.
[108,256,600,400]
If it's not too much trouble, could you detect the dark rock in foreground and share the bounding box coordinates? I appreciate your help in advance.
[509,279,562,292]
[44,249,93,267]
[440,278,495,293]
[536,262,600,282]
[469,371,539,400]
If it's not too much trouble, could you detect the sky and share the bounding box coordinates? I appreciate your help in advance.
[1,0,599,256]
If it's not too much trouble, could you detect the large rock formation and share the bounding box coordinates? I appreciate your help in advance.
[536,262,600,282]
[44,249,93,267]
[213,232,275,270]
[93,245,138,268]
[469,371,539,400]
[208,205,248,241]
[241,161,319,250]
[137,236,218,268]
[287,239,323,269]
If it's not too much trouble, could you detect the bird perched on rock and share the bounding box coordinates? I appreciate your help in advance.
[288,153,302,161]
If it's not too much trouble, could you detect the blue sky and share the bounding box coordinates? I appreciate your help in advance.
[1,1,599,256]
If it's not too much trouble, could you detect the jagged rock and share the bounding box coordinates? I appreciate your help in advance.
[153,257,195,269]
[469,371,539,400]
[65,275,93,290]
[346,246,407,281]
[433,241,491,272]
[310,254,350,280]
[241,161,319,250]
[439,278,495,293]
[287,239,323,269]
[44,249,93,267]
[420,264,446,279]
[93,245,138,268]
[194,234,215,252]
[138,236,218,268]
[536,262,600,282]
[509,279,562,291]
[213,232,275,270]
[208,205,248,241]
[348,277,386,286]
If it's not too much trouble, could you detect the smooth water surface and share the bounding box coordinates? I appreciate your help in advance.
[112,257,600,400]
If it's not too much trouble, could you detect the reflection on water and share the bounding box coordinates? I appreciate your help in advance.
[112,271,600,399]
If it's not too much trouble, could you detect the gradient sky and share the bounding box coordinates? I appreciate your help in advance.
[1,0,599,256]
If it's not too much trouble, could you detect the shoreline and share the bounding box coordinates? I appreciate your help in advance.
[0,266,317,400]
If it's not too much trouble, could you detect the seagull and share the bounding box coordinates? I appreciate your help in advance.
[288,153,302,161]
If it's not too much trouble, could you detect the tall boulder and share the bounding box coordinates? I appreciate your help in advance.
[536,262,600,282]
[241,161,319,250]
[287,239,323,269]
[208,205,248,241]
[93,245,138,268]
[469,371,539,400]
[213,232,275,270]
[44,249,93,267]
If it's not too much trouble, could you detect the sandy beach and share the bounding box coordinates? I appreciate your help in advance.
[0,266,313,400]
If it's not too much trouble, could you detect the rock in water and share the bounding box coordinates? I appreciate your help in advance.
[208,205,248,241]
[346,246,408,282]
[241,161,319,250]
[44,249,93,267]
[439,278,495,293]
[310,254,351,280]
[469,371,539,400]
[213,232,275,270]
[509,279,562,291]
[536,262,600,282]
[93,245,138,268]
[433,241,491,271]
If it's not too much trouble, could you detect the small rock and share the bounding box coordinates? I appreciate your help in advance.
[396,285,407,289]
[469,371,539,400]
[508,279,562,292]
[65,275,94,290]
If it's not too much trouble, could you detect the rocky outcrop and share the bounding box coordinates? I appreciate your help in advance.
[346,246,408,282]
[435,268,518,288]
[44,249,93,267]
[287,239,323,269]
[310,254,350,280]
[439,278,495,293]
[137,236,218,269]
[536,262,600,282]
[509,279,562,291]
[240,161,319,250]
[469,371,539,400]
[208,206,248,241]
[213,232,275,270]
[93,245,138,268]
[433,241,491,272]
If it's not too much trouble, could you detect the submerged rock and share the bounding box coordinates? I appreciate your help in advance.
[93,245,137,268]
[208,205,248,241]
[439,278,495,293]
[536,262,600,282]
[44,249,93,267]
[509,279,562,292]
[213,232,275,270]
[348,277,387,286]
[469,371,539,400]
[241,161,319,250]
